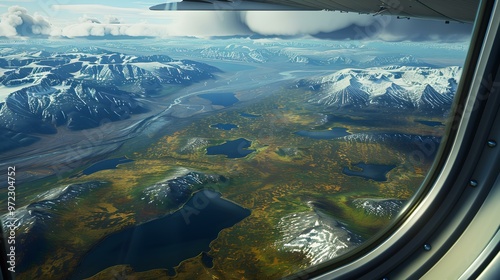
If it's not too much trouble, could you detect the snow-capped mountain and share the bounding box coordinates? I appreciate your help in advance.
[0,49,220,151]
[142,172,227,206]
[0,51,219,92]
[178,42,433,67]
[275,203,363,266]
[326,56,355,66]
[360,55,430,67]
[303,66,461,112]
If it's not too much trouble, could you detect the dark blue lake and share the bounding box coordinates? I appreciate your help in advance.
[342,163,396,181]
[415,120,444,127]
[199,92,239,106]
[295,127,351,139]
[240,112,261,118]
[210,123,238,130]
[71,190,250,279]
[206,138,255,158]
[82,157,134,175]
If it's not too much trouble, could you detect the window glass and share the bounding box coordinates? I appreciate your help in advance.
[0,2,474,279]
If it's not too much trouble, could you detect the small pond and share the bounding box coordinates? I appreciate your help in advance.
[342,163,396,181]
[206,138,255,158]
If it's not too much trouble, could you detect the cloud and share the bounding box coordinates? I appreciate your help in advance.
[80,15,101,24]
[51,4,251,38]
[238,11,472,42]
[311,16,473,42]
[0,6,51,38]
[373,18,472,42]
[166,11,251,37]
[0,5,472,42]
[0,5,249,39]
[52,22,169,38]
[50,12,251,38]
[240,11,374,36]
[105,16,121,24]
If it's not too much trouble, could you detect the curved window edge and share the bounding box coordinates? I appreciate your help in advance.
[282,0,500,279]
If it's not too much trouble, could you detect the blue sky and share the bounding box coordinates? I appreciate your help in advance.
[0,1,473,41]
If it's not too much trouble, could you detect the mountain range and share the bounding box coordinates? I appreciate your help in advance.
[195,43,433,67]
[0,49,220,152]
[300,66,461,112]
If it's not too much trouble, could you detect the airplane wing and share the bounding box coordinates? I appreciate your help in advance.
[150,0,479,23]
[149,0,318,11]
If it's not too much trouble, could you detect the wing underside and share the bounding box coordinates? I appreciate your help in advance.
[150,0,479,23]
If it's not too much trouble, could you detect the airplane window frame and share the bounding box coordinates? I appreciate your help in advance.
[281,0,500,278]
[0,1,497,279]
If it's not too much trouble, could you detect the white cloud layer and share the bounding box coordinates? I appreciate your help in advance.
[51,22,172,38]
[240,11,374,36]
[47,11,250,38]
[166,11,251,37]
[0,5,472,42]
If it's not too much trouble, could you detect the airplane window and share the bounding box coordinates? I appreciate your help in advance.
[0,1,478,279]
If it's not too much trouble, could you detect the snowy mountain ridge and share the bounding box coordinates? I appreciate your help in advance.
[0,50,220,151]
[304,66,461,111]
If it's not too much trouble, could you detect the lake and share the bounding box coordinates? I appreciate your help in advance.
[342,163,396,181]
[198,92,239,106]
[82,157,134,176]
[295,127,351,139]
[210,123,238,130]
[71,190,250,279]
[206,138,255,158]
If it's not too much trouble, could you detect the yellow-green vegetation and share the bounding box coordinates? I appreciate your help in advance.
[13,88,444,280]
